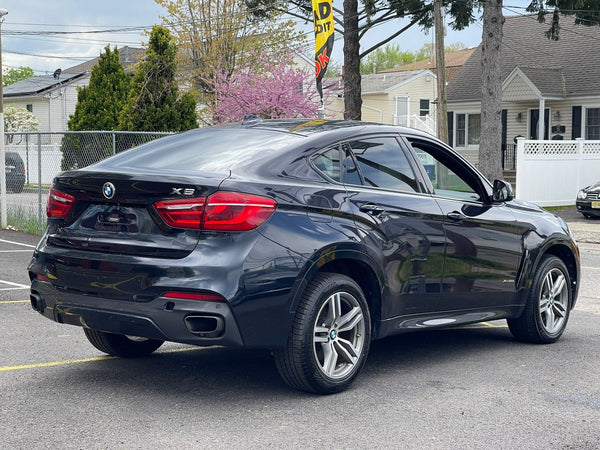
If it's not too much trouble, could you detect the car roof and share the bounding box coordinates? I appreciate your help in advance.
[228,118,433,140]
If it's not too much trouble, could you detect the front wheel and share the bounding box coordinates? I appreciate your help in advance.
[275,272,371,394]
[508,255,571,344]
[83,328,164,357]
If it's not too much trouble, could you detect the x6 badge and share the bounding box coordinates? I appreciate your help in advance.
[171,187,195,196]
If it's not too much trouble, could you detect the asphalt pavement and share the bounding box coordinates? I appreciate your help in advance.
[0,207,599,449]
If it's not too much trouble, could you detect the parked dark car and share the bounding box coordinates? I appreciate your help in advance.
[29,119,580,394]
[576,181,600,218]
[5,151,25,193]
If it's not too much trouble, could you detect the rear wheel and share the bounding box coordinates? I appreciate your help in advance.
[83,328,164,357]
[275,273,371,394]
[507,255,571,344]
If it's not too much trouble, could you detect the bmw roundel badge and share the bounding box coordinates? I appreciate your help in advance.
[102,182,116,199]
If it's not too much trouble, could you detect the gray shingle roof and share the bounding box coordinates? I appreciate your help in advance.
[447,14,600,102]
[361,70,434,94]
[323,70,432,96]
[517,66,566,97]
[3,72,86,97]
[63,46,144,74]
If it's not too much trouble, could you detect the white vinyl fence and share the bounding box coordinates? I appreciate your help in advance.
[516,138,600,207]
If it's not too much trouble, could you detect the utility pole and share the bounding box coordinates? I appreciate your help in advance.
[0,9,8,229]
[434,0,448,143]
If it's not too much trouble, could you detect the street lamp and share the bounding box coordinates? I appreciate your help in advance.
[0,8,8,229]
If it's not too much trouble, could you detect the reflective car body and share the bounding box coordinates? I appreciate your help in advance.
[576,181,600,218]
[28,120,580,393]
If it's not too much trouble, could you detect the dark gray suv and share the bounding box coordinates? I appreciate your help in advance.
[5,151,25,193]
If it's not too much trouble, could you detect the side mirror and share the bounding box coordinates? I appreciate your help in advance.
[492,179,514,202]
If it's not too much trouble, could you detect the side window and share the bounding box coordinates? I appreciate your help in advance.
[410,140,481,202]
[347,137,419,192]
[312,146,341,182]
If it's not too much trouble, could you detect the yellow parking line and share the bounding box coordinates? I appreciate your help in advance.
[0,356,117,372]
[0,346,203,373]
[0,300,29,304]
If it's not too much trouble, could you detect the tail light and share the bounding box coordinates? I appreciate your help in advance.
[46,187,75,218]
[154,198,206,229]
[154,192,276,231]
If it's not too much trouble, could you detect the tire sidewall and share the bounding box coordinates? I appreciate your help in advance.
[530,256,571,342]
[299,274,371,393]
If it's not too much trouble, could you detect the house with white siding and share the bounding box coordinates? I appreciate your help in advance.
[3,47,144,133]
[3,72,88,133]
[446,14,600,168]
[326,69,438,135]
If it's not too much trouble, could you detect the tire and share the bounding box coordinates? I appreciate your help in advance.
[275,272,371,394]
[507,255,571,344]
[83,328,164,357]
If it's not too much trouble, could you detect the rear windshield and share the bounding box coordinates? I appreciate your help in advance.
[92,128,301,172]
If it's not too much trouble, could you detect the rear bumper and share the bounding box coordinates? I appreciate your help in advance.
[30,279,244,347]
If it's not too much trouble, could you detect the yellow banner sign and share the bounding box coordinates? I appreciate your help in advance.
[312,0,334,98]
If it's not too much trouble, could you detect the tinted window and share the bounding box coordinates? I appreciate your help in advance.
[93,129,300,172]
[410,140,481,202]
[313,146,341,182]
[347,137,418,192]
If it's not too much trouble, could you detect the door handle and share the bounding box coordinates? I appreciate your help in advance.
[447,211,466,221]
[359,203,384,216]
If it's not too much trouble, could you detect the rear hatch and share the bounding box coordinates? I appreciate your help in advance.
[46,170,226,259]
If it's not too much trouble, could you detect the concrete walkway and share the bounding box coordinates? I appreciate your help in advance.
[554,207,600,244]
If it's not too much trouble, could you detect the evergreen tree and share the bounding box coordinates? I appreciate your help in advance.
[62,46,131,170]
[68,46,130,131]
[119,26,197,132]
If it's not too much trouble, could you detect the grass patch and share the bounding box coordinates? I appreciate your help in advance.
[5,204,46,234]
[544,205,575,212]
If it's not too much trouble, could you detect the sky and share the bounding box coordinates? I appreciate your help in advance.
[0,0,534,76]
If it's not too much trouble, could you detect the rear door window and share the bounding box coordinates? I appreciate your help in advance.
[346,136,419,193]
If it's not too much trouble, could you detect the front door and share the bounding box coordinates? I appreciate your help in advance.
[405,137,526,311]
[529,108,550,139]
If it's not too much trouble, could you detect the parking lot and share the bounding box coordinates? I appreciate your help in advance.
[1,218,600,449]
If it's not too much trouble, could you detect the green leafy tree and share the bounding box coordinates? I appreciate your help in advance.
[360,44,420,74]
[359,42,464,74]
[119,25,198,132]
[62,46,131,170]
[2,66,34,86]
[155,0,305,124]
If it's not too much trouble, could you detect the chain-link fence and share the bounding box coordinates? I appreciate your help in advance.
[2,131,172,234]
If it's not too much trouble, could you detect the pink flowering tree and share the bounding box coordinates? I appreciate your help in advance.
[208,51,321,124]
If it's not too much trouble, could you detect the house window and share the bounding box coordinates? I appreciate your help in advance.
[419,99,430,117]
[586,108,600,140]
[26,104,33,112]
[468,114,481,145]
[455,113,481,147]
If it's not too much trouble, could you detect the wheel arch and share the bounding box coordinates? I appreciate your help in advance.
[520,232,580,310]
[288,246,384,339]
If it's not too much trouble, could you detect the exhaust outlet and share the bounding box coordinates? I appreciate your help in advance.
[184,315,225,338]
[30,292,46,313]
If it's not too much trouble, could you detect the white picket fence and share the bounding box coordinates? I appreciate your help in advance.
[516,138,600,206]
